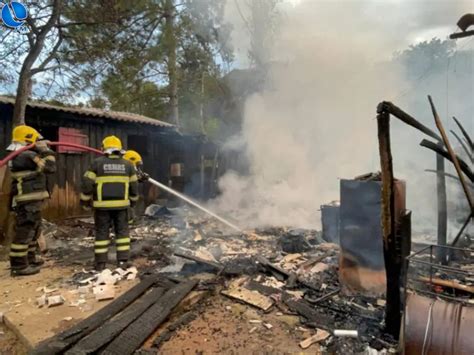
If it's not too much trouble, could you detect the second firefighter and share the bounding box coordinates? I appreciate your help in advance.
[80,136,138,270]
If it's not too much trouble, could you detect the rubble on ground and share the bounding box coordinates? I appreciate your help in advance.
[37,206,401,353]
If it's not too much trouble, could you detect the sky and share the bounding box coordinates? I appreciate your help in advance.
[225,0,474,67]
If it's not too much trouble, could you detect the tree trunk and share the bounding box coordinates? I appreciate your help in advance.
[164,0,179,127]
[12,70,32,126]
[12,0,62,127]
[200,71,205,134]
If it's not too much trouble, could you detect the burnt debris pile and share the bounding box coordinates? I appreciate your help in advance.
[36,205,399,353]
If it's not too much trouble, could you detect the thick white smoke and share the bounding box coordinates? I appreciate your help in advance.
[212,0,473,233]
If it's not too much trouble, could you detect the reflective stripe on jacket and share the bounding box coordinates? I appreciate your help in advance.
[9,149,56,205]
[81,155,138,209]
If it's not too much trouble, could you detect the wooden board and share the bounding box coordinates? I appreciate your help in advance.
[66,286,166,354]
[32,275,161,355]
[101,280,198,355]
[299,329,330,349]
[221,283,273,311]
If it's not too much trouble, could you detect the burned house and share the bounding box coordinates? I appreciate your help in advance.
[0,96,220,225]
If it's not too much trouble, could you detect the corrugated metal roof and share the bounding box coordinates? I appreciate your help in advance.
[0,96,175,128]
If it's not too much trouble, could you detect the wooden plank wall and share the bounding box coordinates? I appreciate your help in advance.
[0,103,215,222]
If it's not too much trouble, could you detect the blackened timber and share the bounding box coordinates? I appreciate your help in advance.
[377,101,441,142]
[256,255,320,291]
[32,275,162,355]
[66,287,166,354]
[420,140,474,182]
[453,116,474,150]
[436,143,448,264]
[429,95,474,212]
[377,109,401,339]
[246,279,292,301]
[284,299,333,330]
[256,255,289,277]
[101,280,198,355]
[174,251,223,271]
[450,29,474,39]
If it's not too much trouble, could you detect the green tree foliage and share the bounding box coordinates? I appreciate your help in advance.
[393,38,456,79]
[63,0,233,133]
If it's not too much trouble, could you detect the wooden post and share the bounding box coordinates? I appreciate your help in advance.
[428,96,474,213]
[377,108,401,339]
[436,144,448,264]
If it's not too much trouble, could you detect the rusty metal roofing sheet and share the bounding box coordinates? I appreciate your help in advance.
[0,96,175,128]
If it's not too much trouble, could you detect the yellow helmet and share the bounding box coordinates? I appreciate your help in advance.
[102,135,122,151]
[124,150,143,166]
[12,125,42,144]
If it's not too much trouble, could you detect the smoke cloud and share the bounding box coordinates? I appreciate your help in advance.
[212,0,473,234]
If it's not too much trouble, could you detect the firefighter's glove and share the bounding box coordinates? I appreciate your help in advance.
[80,199,92,211]
[35,140,50,153]
[138,171,149,182]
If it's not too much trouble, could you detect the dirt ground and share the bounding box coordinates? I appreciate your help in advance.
[157,295,320,354]
[0,260,137,351]
[0,324,27,355]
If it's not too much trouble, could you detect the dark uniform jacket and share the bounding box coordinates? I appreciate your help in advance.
[9,148,56,206]
[81,155,138,209]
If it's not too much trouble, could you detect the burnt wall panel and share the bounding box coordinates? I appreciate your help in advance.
[340,179,385,270]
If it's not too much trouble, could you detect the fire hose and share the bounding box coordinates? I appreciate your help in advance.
[0,141,243,233]
[0,142,103,167]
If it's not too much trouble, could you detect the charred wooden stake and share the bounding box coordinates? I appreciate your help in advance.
[428,95,474,213]
[436,143,448,264]
[453,116,474,151]
[376,107,401,339]
[451,130,474,163]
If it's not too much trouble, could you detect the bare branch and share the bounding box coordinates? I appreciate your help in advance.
[31,26,63,76]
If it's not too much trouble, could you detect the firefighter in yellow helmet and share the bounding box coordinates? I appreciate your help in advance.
[7,125,56,277]
[123,150,149,182]
[80,136,139,271]
[123,150,149,224]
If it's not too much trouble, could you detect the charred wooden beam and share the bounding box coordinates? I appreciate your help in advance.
[449,29,474,39]
[255,255,320,292]
[101,280,198,355]
[66,286,167,354]
[32,275,163,355]
[377,101,441,142]
[428,96,474,213]
[377,108,401,339]
[420,140,474,182]
[174,251,223,272]
[284,299,333,331]
[453,116,474,151]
